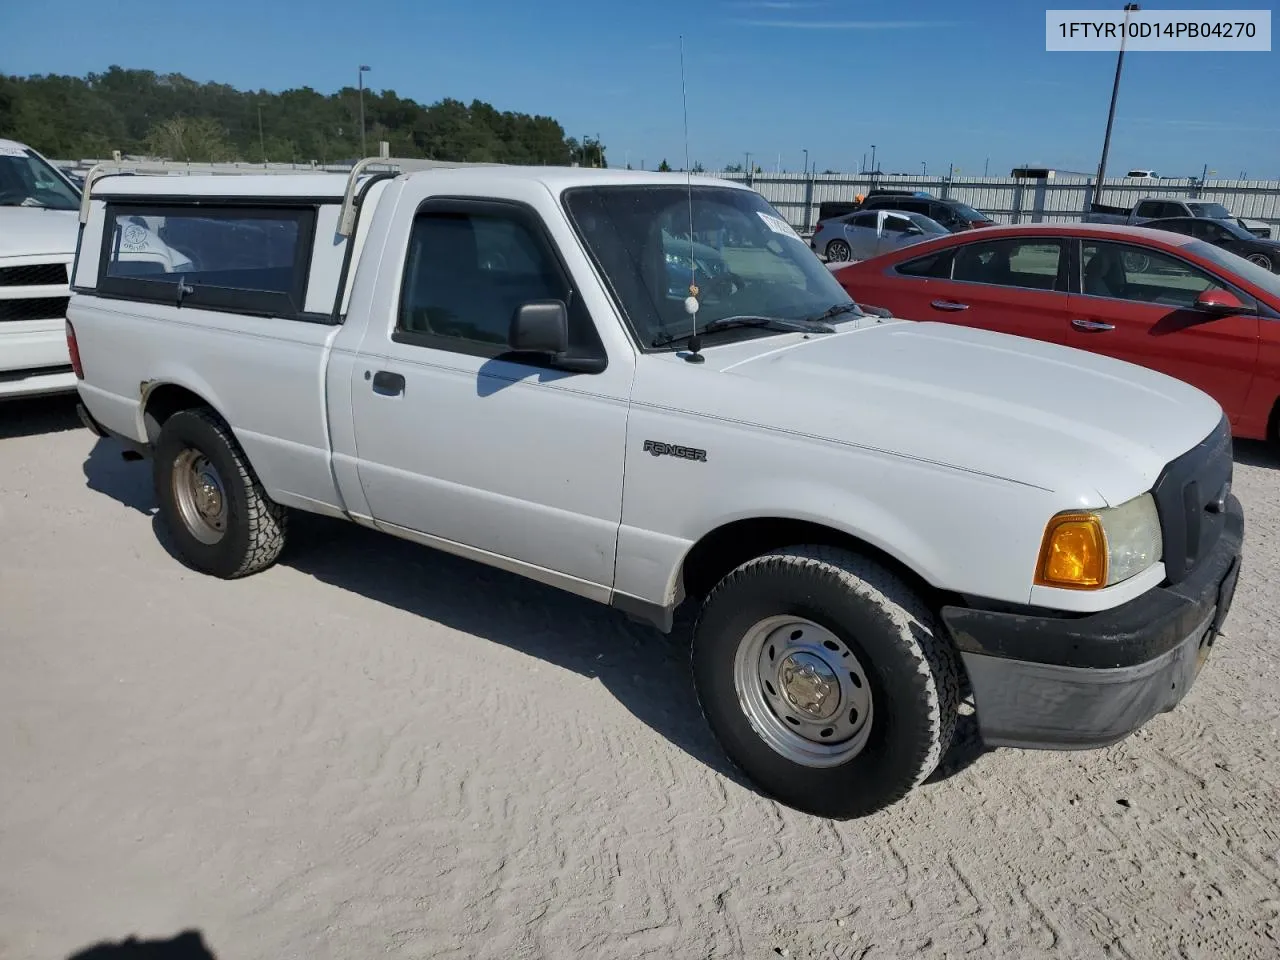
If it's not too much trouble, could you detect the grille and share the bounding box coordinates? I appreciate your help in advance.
[1151,415,1233,585]
[0,297,70,323]
[0,263,69,287]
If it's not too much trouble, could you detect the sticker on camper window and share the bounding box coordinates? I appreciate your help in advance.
[121,224,151,251]
[756,211,802,241]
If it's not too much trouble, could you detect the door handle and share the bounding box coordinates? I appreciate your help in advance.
[371,370,405,396]
[1071,318,1115,332]
[930,299,969,311]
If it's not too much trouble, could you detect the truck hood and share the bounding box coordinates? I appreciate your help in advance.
[0,206,78,259]
[713,319,1223,505]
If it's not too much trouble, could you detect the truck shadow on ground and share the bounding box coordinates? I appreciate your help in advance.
[1230,438,1280,470]
[67,929,216,959]
[80,436,992,803]
[0,394,83,441]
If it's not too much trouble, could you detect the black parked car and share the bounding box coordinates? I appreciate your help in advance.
[855,193,996,232]
[1141,216,1280,273]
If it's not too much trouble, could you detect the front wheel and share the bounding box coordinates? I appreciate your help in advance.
[1246,252,1273,271]
[153,407,288,579]
[691,547,961,818]
[825,239,852,263]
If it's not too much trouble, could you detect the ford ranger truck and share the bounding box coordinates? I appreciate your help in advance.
[67,163,1244,818]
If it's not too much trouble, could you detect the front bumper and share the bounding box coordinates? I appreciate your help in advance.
[941,495,1243,750]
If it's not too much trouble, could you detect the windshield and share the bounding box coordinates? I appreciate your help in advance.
[1187,239,1280,300]
[563,184,862,348]
[912,214,950,234]
[952,203,988,222]
[0,143,81,210]
[1188,202,1232,219]
[1211,218,1256,241]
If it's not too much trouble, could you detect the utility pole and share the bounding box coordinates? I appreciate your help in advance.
[1092,3,1139,208]
[870,144,877,174]
[984,156,990,177]
[358,65,371,157]
[257,103,266,164]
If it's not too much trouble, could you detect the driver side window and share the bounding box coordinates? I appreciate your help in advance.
[396,203,602,358]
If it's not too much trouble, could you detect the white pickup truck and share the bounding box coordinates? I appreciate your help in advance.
[0,139,84,399]
[68,163,1244,818]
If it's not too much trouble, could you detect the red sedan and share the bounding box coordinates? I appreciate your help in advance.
[833,223,1280,441]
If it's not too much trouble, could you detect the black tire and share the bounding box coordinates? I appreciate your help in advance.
[153,407,287,579]
[825,240,852,263]
[691,546,961,818]
[1121,250,1151,274]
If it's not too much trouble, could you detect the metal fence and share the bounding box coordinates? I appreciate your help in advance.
[707,171,1280,233]
[53,158,1280,234]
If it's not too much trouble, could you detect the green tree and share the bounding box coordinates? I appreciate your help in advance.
[1,67,582,165]
[658,159,671,172]
[146,115,233,162]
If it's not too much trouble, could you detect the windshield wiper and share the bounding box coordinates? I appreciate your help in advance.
[652,315,834,349]
[805,301,865,324]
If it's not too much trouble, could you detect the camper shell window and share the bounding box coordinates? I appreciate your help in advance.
[96,203,317,320]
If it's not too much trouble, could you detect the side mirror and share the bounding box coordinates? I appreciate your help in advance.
[509,299,568,354]
[904,225,923,236]
[507,300,607,374]
[1194,289,1250,316]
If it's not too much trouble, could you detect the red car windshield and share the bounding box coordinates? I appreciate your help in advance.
[1187,239,1280,301]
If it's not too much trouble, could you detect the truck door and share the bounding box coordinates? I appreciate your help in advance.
[347,190,635,596]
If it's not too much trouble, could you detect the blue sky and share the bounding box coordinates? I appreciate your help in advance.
[2,0,1276,176]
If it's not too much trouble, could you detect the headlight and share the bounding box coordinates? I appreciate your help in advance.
[1035,493,1163,589]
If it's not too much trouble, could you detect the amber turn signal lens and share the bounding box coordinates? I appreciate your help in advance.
[1035,513,1108,589]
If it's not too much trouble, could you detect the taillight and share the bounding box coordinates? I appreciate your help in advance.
[66,319,84,380]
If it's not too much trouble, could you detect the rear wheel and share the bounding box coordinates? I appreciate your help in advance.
[1246,252,1273,271]
[153,408,287,579]
[691,546,961,818]
[825,239,852,263]
[1121,250,1151,274]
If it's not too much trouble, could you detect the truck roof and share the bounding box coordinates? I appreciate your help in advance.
[89,166,750,200]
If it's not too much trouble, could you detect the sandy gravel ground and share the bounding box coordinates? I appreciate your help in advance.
[2,396,1278,960]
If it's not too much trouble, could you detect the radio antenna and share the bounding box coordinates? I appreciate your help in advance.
[679,34,704,363]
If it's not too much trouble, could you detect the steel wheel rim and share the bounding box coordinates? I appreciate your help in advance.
[732,615,874,768]
[172,448,228,545]
[1247,253,1271,268]
[828,241,850,262]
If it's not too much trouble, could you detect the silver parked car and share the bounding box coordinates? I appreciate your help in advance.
[812,209,949,262]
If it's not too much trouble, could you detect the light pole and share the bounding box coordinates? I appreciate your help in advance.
[358,65,371,157]
[257,103,266,164]
[870,144,877,175]
[1092,3,1139,208]
[921,161,927,176]
[802,148,809,177]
